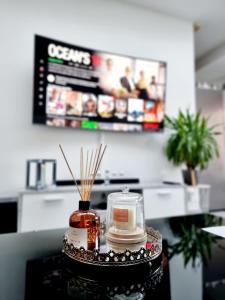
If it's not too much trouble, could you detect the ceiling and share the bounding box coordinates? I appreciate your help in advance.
[122,0,225,85]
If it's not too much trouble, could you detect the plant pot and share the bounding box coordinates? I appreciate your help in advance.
[182,168,198,186]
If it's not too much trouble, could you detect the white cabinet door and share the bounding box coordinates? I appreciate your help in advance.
[18,192,79,232]
[143,187,185,219]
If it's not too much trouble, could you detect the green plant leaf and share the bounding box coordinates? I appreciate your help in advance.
[164,110,220,169]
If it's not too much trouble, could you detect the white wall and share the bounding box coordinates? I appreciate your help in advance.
[0,0,195,195]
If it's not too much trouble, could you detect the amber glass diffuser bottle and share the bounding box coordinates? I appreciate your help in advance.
[69,200,100,250]
[59,144,106,251]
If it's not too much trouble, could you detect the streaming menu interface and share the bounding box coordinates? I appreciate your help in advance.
[33,35,167,132]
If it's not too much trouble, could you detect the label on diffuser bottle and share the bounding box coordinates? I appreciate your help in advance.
[68,227,88,249]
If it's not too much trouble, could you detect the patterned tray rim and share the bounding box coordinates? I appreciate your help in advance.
[63,226,162,267]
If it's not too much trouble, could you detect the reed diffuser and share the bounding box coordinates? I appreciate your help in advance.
[59,144,106,251]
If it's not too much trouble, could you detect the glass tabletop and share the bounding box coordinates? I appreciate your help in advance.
[25,213,225,300]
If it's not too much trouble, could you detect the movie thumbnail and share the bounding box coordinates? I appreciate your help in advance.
[99,122,114,131]
[65,119,81,128]
[144,100,157,122]
[82,93,97,117]
[128,98,144,122]
[65,90,82,116]
[46,118,65,127]
[46,84,68,115]
[143,123,160,130]
[98,95,115,118]
[127,124,142,132]
[81,120,99,130]
[113,123,142,132]
[115,99,128,119]
[113,123,128,131]
[156,100,165,122]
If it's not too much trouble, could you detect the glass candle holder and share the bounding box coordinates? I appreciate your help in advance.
[105,188,146,244]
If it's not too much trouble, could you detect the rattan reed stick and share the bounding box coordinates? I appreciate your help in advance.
[59,144,83,200]
[59,144,107,202]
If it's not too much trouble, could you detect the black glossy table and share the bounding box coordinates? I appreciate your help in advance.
[25,213,225,300]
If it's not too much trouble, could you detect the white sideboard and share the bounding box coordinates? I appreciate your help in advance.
[143,187,185,219]
[17,191,79,232]
[17,183,188,232]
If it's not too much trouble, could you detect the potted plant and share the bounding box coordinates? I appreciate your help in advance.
[165,110,220,186]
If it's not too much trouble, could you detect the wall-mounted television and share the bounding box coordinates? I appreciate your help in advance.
[33,35,167,132]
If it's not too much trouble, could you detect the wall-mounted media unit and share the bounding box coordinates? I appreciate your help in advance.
[33,35,167,132]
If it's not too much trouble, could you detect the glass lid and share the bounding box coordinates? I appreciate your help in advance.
[108,187,142,202]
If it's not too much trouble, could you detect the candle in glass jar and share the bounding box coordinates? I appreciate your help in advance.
[112,205,136,231]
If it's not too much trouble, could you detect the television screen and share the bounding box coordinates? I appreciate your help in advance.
[33,35,167,132]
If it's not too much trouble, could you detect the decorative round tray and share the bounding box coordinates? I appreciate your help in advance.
[63,227,162,269]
